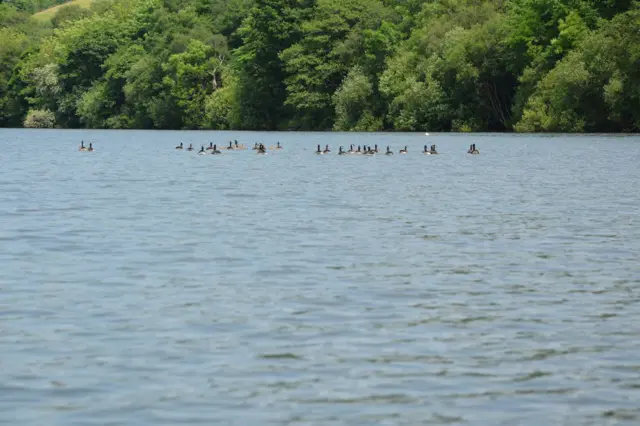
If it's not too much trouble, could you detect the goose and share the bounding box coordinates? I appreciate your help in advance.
[468,144,480,154]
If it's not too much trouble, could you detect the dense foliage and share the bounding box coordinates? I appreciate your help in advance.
[1,0,639,131]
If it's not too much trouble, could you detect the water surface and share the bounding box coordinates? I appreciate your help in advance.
[1,129,639,425]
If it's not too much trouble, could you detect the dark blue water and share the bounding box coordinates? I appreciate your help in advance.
[1,129,639,425]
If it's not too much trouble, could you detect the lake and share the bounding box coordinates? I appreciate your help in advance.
[1,129,639,425]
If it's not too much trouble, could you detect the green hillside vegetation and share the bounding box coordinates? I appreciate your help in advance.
[32,0,92,21]
[1,0,639,132]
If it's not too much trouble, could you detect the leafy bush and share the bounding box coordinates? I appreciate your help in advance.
[23,109,55,128]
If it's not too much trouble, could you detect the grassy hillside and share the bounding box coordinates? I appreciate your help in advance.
[32,0,92,21]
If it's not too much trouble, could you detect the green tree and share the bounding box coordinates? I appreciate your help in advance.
[516,7,640,132]
[0,27,30,126]
[333,65,381,131]
[204,67,238,129]
[232,0,305,129]
[163,39,218,128]
[281,0,397,129]
[381,0,513,131]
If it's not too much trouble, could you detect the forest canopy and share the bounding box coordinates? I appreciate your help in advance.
[1,0,639,132]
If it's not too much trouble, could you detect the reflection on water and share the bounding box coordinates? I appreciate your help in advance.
[1,129,640,425]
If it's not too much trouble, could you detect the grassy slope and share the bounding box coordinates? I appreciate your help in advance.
[32,0,93,21]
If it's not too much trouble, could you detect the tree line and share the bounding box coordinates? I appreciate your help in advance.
[1,0,639,132]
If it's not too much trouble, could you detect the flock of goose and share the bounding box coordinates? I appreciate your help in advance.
[174,141,481,155]
[79,139,482,155]
[326,143,480,155]
[175,141,282,154]
[329,144,444,155]
[78,141,94,151]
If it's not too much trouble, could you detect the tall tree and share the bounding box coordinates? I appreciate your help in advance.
[232,0,305,129]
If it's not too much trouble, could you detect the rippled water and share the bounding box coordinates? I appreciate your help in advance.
[1,129,640,425]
